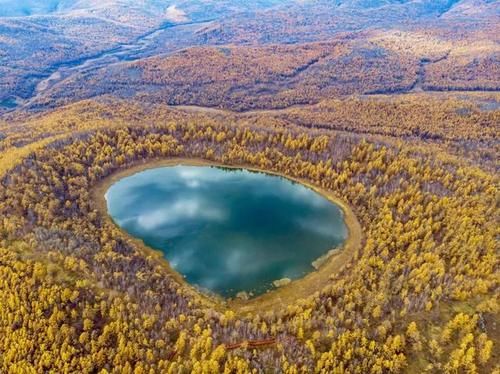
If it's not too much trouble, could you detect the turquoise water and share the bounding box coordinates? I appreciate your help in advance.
[105,165,347,297]
[0,97,17,109]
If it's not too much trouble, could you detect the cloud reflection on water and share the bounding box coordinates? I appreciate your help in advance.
[136,197,227,231]
[106,165,347,297]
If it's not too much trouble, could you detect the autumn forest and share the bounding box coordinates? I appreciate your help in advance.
[0,0,498,373]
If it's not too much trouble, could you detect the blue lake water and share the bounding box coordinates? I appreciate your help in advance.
[105,165,347,297]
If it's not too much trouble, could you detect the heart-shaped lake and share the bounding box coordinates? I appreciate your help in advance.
[105,165,347,298]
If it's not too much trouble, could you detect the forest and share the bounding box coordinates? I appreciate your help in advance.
[28,26,498,113]
[0,98,498,372]
[1,0,495,114]
[0,0,498,372]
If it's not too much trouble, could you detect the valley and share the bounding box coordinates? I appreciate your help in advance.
[0,1,498,373]
[23,19,214,109]
[2,0,498,113]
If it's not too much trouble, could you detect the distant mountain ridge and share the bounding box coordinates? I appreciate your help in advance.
[0,1,286,19]
[0,0,497,112]
[0,0,477,19]
[0,0,95,17]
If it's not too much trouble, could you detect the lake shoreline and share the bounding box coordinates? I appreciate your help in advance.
[92,157,363,315]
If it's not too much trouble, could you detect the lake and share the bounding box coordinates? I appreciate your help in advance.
[105,165,347,298]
